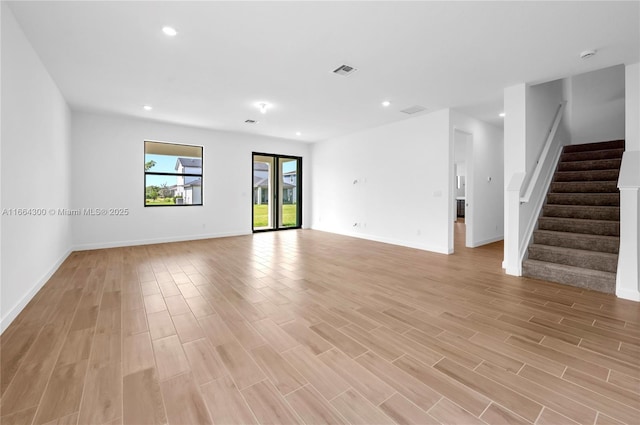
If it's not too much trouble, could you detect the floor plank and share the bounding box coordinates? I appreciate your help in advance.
[200,376,258,425]
[160,372,212,425]
[216,340,266,390]
[281,345,350,400]
[77,363,122,425]
[182,338,226,385]
[241,380,302,424]
[285,385,347,425]
[379,393,440,425]
[250,344,307,395]
[331,389,395,425]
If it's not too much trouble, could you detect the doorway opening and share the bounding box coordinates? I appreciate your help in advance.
[252,153,302,232]
[452,129,473,251]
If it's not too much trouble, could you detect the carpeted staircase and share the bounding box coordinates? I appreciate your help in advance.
[523,140,624,293]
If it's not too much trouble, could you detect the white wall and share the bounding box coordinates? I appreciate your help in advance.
[503,84,527,190]
[526,79,565,177]
[451,111,504,247]
[569,65,626,145]
[626,63,639,151]
[71,111,311,249]
[1,4,72,331]
[311,109,451,254]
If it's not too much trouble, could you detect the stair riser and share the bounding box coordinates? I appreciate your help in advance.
[538,218,620,236]
[549,181,618,193]
[546,193,619,206]
[522,262,615,294]
[557,159,621,172]
[553,170,619,182]
[562,140,625,153]
[533,232,619,254]
[542,205,619,221]
[528,247,617,273]
[560,149,624,162]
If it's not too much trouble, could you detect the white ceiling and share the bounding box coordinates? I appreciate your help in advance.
[7,1,639,142]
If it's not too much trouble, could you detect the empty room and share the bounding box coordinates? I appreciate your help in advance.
[2,1,640,425]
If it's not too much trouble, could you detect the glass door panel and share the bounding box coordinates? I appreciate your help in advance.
[253,155,275,230]
[279,157,299,228]
[253,153,301,232]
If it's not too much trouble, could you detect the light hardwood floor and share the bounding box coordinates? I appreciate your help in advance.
[1,226,639,425]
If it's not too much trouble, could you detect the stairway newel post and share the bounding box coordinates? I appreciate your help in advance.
[505,173,525,276]
[616,151,640,301]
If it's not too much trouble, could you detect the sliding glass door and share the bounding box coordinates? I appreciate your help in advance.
[253,153,302,231]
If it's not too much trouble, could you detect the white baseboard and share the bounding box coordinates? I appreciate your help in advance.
[1,248,72,333]
[506,265,523,276]
[73,230,251,251]
[469,235,504,248]
[616,287,640,302]
[311,226,449,254]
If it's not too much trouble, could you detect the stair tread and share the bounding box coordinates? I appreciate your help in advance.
[545,193,620,206]
[558,159,621,166]
[544,204,619,209]
[559,157,622,163]
[539,216,619,224]
[523,259,616,278]
[553,169,620,182]
[549,181,619,193]
[551,180,620,184]
[529,244,618,258]
[562,140,625,153]
[533,229,619,242]
[560,149,624,162]
[548,192,618,195]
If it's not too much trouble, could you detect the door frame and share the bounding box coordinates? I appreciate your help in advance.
[252,152,303,233]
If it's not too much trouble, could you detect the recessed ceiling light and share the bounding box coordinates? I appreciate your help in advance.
[295,132,302,136]
[143,105,153,111]
[382,101,391,107]
[499,112,505,118]
[256,102,272,114]
[162,26,178,37]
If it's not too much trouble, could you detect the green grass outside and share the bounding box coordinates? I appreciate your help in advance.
[146,198,175,205]
[254,204,297,228]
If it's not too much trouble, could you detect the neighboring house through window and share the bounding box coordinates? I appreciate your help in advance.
[253,163,297,205]
[145,141,203,206]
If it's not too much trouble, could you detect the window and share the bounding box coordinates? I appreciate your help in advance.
[144,141,203,206]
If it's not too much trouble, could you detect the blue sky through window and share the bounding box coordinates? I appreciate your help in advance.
[145,154,297,188]
[145,153,200,187]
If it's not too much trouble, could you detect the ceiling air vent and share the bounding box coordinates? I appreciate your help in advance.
[332,64,358,77]
[245,119,258,124]
[400,105,427,115]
